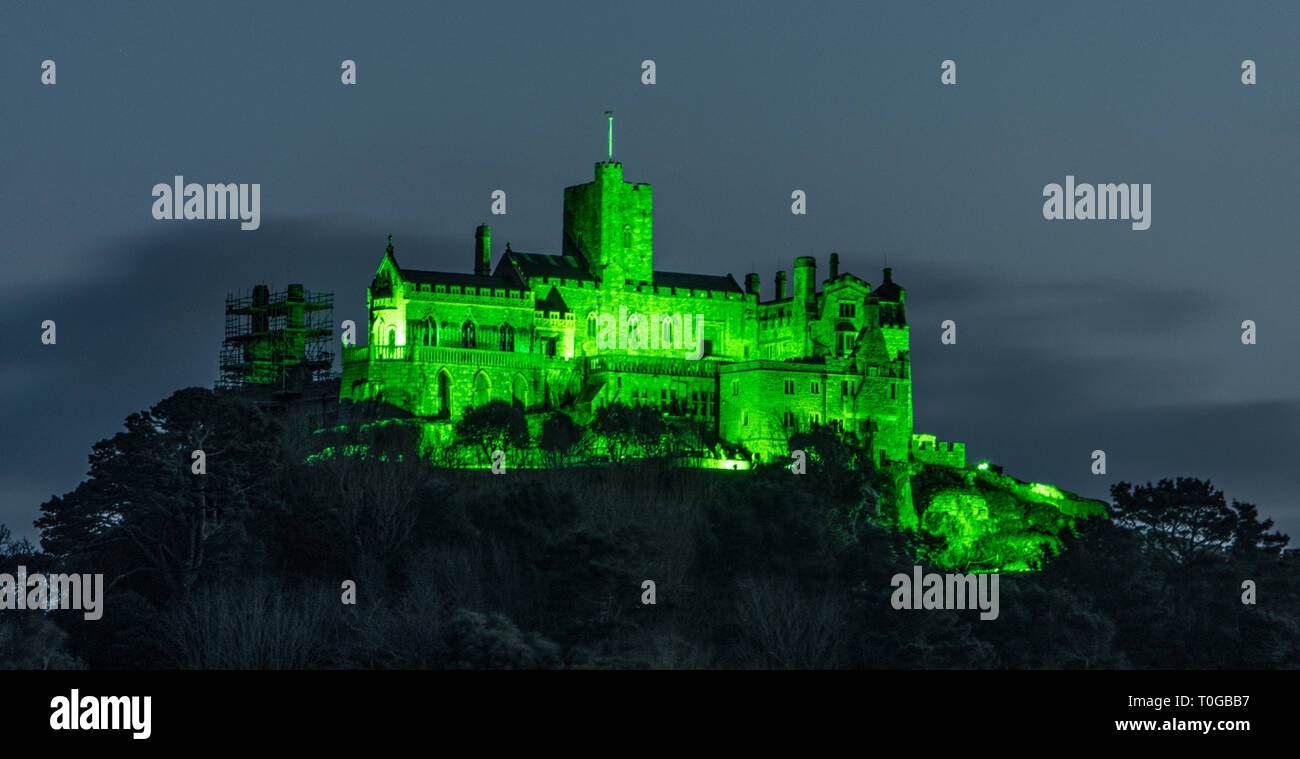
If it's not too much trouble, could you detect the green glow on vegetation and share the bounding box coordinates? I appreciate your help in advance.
[332,154,1104,572]
[305,444,370,464]
[1029,482,1064,502]
[693,458,750,470]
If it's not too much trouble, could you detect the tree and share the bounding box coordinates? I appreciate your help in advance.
[590,402,666,463]
[1110,478,1288,564]
[35,387,285,602]
[1228,500,1290,557]
[539,411,583,467]
[788,423,865,500]
[453,400,530,466]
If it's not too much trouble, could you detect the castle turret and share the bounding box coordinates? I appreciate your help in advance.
[562,161,653,285]
[867,266,909,363]
[745,272,760,295]
[794,256,816,302]
[474,224,491,275]
[871,267,906,324]
[775,270,788,300]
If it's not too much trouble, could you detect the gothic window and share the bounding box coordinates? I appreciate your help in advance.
[462,321,476,349]
[387,327,397,347]
[622,224,632,249]
[512,374,528,410]
[732,379,739,396]
[839,303,856,318]
[436,371,451,419]
[587,312,597,338]
[427,318,437,347]
[500,323,515,351]
[473,372,490,407]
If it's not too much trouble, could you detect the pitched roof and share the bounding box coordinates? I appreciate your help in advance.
[652,270,744,293]
[498,250,595,282]
[399,268,525,291]
[536,286,571,313]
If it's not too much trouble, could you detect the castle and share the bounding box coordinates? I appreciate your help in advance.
[339,159,967,485]
[319,154,1110,567]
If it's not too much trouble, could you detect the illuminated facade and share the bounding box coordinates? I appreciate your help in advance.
[341,161,962,471]
[335,158,1106,565]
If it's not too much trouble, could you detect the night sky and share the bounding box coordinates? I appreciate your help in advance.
[3,1,1299,542]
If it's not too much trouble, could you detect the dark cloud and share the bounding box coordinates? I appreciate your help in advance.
[0,219,457,539]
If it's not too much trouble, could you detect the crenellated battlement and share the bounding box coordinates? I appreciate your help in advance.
[909,433,966,468]
[534,311,576,326]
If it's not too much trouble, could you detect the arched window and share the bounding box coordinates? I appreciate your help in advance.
[622,224,632,249]
[473,371,491,407]
[499,323,515,351]
[512,374,528,410]
[387,327,397,347]
[462,321,476,349]
[436,371,451,419]
[587,313,597,338]
[426,318,437,347]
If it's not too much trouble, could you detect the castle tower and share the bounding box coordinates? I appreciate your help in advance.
[793,256,816,302]
[867,266,908,362]
[562,161,654,285]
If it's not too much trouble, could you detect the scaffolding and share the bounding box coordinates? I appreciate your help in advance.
[219,284,335,393]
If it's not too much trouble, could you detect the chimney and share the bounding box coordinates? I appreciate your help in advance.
[883,266,893,284]
[744,272,760,295]
[775,270,788,300]
[794,256,816,302]
[828,252,839,280]
[475,224,491,275]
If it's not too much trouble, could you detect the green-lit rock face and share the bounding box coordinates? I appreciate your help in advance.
[914,466,1109,572]
[333,158,1105,571]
